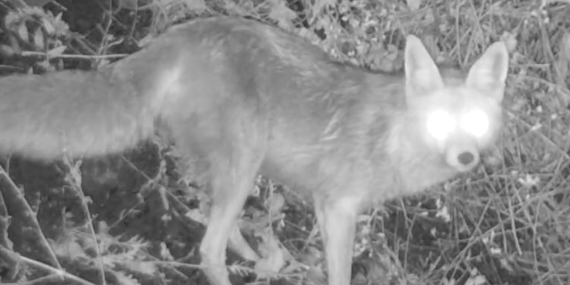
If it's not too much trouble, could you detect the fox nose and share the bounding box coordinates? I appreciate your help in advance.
[458,151,475,165]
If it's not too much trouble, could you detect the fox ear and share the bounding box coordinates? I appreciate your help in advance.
[465,41,509,103]
[405,35,444,99]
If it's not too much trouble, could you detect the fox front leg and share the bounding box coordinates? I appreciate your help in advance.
[314,196,360,285]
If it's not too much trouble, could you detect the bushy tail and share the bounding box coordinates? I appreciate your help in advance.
[0,69,156,161]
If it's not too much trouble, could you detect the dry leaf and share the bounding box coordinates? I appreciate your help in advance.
[407,0,422,11]
[184,0,207,13]
[254,230,286,276]
[118,0,138,11]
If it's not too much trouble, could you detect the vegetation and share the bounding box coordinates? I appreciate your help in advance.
[0,0,569,284]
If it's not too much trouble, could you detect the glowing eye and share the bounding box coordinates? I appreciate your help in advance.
[426,110,456,140]
[462,109,489,137]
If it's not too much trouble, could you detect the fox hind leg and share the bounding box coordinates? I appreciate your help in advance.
[194,119,267,285]
[229,224,260,262]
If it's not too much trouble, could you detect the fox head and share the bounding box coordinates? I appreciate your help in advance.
[403,35,509,172]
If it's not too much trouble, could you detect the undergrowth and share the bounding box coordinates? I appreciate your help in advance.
[0,0,569,285]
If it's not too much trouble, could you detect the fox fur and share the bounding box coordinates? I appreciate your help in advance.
[0,17,509,285]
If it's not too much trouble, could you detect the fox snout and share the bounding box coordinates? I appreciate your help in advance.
[446,145,480,172]
[458,151,475,165]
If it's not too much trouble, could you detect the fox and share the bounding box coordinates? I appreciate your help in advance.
[0,16,509,285]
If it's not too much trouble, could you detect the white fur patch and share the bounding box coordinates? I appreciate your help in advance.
[153,66,183,112]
